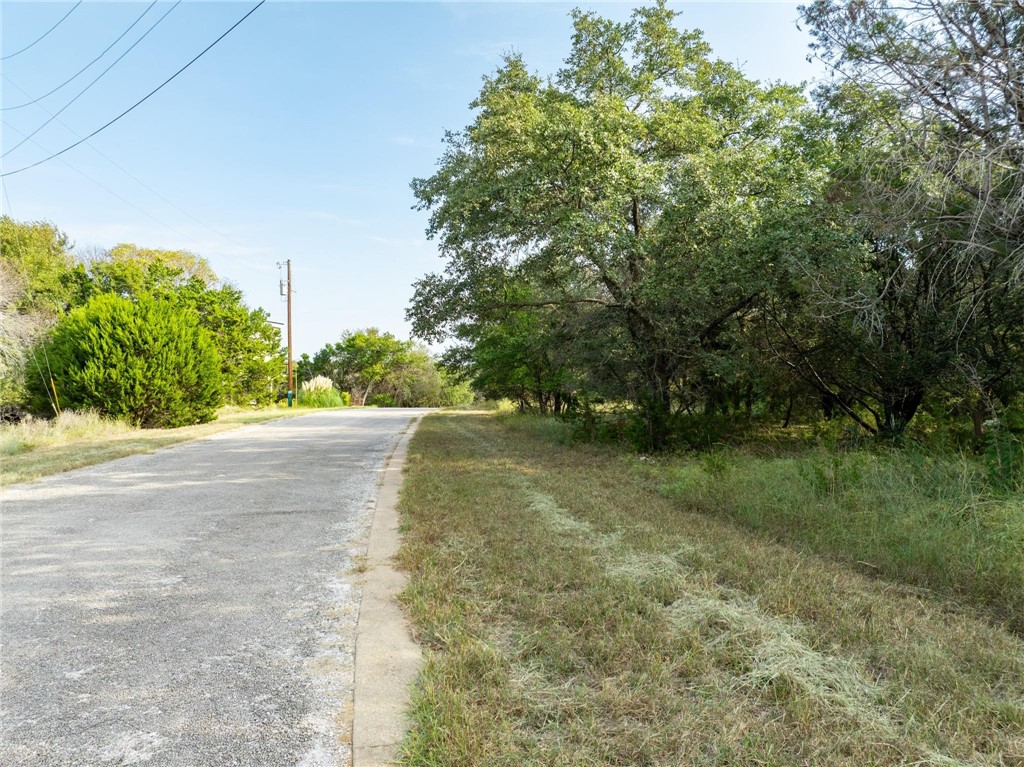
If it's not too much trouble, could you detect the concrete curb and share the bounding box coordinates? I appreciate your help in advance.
[352,414,425,766]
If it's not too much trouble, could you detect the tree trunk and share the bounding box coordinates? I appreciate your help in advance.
[821,393,836,420]
[879,388,925,436]
[537,391,548,416]
[782,396,794,428]
[639,353,674,451]
[972,403,986,439]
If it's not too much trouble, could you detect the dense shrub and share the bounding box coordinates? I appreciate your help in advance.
[29,293,222,427]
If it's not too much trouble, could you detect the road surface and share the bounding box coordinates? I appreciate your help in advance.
[1,408,428,767]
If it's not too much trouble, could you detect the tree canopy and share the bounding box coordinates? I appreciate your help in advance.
[799,0,1024,429]
[74,245,283,407]
[0,217,78,402]
[408,0,1024,449]
[410,1,823,447]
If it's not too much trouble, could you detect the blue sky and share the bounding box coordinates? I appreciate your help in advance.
[2,1,823,356]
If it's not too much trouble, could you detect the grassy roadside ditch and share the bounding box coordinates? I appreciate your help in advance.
[396,410,1024,766]
[0,407,309,486]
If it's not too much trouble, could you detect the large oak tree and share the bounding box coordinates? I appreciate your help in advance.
[409,2,820,448]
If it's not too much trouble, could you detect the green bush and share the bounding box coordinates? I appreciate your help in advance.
[29,293,222,428]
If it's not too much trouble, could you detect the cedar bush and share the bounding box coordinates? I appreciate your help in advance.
[29,293,222,428]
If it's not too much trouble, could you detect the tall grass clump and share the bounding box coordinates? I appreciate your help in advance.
[0,410,133,456]
[495,411,575,444]
[298,375,349,408]
[653,446,1024,630]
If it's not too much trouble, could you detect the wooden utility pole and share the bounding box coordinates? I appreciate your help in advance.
[278,259,295,404]
[286,258,294,400]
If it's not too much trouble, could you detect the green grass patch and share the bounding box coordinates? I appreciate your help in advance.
[0,406,305,486]
[645,445,1024,633]
[397,411,1024,766]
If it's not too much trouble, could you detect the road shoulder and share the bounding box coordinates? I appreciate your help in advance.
[352,414,424,766]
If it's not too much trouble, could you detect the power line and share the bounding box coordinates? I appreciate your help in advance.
[2,75,269,274]
[1,176,13,217]
[1,0,266,178]
[3,124,237,270]
[3,1,182,159]
[78,143,269,273]
[3,1,159,112]
[1,120,218,253]
[2,118,268,275]
[2,1,83,61]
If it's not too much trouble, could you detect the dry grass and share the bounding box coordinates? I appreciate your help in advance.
[396,410,1024,766]
[0,407,303,486]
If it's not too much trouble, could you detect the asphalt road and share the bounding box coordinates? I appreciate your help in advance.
[1,408,428,767]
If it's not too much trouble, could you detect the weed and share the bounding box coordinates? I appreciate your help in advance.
[0,410,132,454]
[351,554,369,574]
[984,418,1024,493]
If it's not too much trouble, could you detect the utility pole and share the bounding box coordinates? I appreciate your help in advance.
[286,259,294,402]
[279,259,294,405]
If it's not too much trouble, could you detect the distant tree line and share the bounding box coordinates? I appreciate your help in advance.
[407,0,1024,451]
[298,328,473,408]
[1,222,283,427]
[0,218,472,427]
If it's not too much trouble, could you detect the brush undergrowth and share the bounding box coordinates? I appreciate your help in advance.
[397,411,1024,766]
